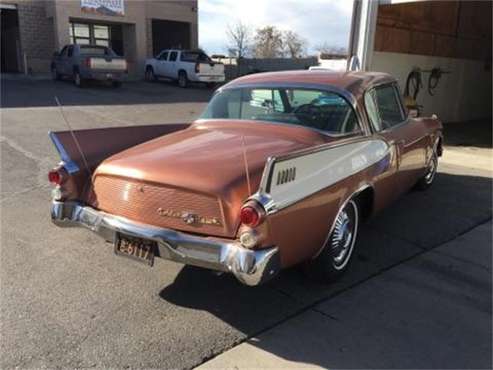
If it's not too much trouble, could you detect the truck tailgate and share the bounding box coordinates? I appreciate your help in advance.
[198,63,224,76]
[90,57,127,71]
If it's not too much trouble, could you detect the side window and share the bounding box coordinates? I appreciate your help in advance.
[158,51,169,61]
[365,89,382,131]
[375,85,405,130]
[287,90,360,134]
[60,46,68,57]
[248,89,284,113]
[169,51,178,62]
[67,45,74,57]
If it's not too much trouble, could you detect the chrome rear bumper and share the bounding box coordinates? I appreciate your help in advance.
[51,201,279,286]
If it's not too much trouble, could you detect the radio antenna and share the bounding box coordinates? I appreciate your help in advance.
[241,135,252,196]
[54,96,91,178]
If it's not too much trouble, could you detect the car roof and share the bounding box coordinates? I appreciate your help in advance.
[224,70,396,96]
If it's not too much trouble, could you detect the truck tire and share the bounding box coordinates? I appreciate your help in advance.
[51,65,60,81]
[73,70,85,88]
[145,66,157,82]
[178,71,188,88]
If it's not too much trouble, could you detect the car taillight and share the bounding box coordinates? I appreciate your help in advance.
[48,168,65,186]
[240,201,265,228]
[195,62,200,73]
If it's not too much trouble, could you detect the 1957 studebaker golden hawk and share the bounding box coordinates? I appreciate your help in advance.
[48,71,443,286]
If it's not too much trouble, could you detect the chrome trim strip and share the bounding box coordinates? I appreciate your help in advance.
[51,201,280,286]
[48,131,80,174]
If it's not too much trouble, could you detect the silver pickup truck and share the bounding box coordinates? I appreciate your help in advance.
[51,44,128,88]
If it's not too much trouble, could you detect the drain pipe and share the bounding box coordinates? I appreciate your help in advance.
[346,0,379,71]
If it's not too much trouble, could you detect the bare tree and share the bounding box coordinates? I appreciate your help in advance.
[315,42,348,56]
[226,21,252,59]
[282,30,308,58]
[253,26,284,58]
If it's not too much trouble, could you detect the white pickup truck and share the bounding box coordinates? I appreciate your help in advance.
[144,49,225,88]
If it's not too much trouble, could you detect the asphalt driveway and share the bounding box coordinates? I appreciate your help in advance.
[1,77,491,369]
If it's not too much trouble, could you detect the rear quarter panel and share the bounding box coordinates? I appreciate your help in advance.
[253,137,392,267]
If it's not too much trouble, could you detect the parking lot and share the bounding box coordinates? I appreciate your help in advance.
[1,77,491,369]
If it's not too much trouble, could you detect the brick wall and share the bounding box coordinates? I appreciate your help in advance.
[16,0,55,73]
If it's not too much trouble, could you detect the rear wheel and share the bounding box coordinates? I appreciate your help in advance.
[415,151,438,190]
[73,70,84,88]
[178,71,188,88]
[51,65,60,80]
[304,199,359,282]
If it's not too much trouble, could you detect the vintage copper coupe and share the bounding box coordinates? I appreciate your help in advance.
[48,71,443,285]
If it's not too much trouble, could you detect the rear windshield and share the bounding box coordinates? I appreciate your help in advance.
[201,87,361,135]
[181,51,211,63]
[79,46,114,56]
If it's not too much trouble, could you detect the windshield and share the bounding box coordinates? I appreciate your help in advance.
[201,87,360,135]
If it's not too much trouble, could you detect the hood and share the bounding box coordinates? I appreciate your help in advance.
[91,120,331,236]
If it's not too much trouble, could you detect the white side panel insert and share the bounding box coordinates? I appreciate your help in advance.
[266,139,389,210]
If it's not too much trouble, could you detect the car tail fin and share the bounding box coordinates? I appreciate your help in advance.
[54,96,92,179]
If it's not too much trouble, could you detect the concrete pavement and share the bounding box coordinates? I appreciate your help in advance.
[199,220,492,369]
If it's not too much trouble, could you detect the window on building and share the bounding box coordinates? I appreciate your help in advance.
[69,23,111,49]
[94,25,110,47]
[70,23,90,45]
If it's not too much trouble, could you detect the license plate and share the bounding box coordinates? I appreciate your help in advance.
[114,233,155,266]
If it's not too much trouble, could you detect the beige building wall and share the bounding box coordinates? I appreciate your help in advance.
[1,0,198,77]
[1,0,55,73]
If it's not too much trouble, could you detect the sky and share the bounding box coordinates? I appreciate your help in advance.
[198,0,354,56]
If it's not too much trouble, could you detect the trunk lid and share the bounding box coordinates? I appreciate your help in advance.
[90,119,332,237]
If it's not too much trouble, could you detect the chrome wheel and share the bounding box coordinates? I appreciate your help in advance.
[424,153,437,185]
[330,200,358,270]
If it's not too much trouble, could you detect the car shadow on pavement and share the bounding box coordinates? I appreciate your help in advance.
[0,78,213,108]
[159,171,492,369]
